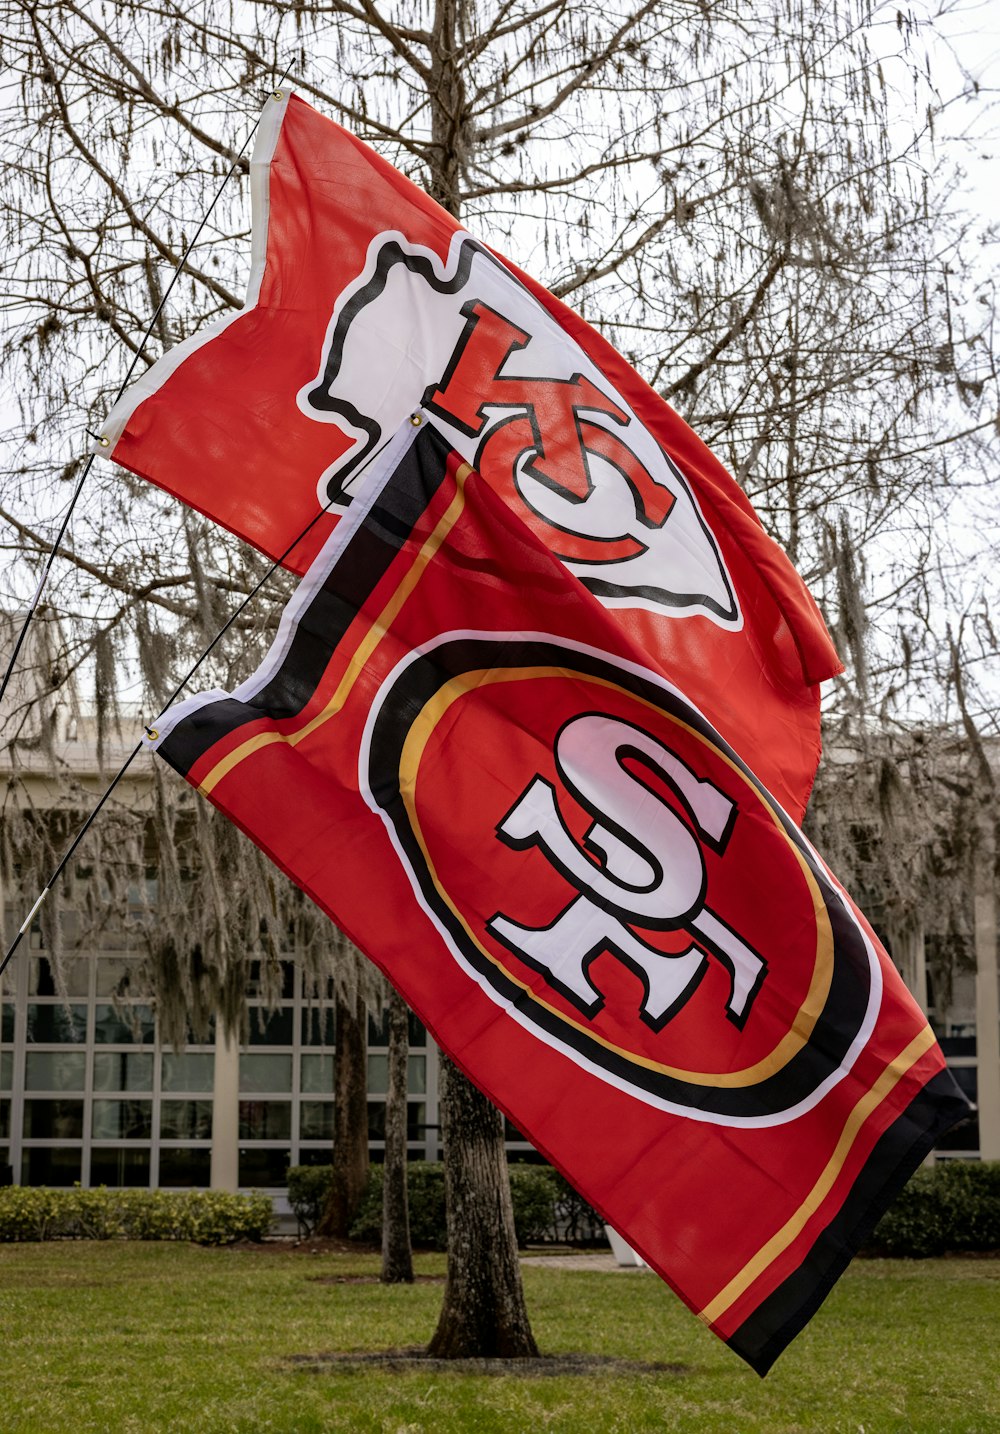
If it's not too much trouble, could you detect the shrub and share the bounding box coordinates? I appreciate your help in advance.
[0,1186,274,1245]
[348,1163,448,1249]
[552,1172,606,1246]
[349,1162,571,1249]
[508,1165,560,1245]
[870,1160,1000,1257]
[286,1165,334,1237]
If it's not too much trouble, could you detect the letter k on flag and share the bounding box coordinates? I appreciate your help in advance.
[100,91,841,822]
[144,420,969,1374]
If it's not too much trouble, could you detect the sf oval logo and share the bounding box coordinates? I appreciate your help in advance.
[361,635,880,1126]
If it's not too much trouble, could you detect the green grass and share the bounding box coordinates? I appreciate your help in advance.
[0,1244,997,1432]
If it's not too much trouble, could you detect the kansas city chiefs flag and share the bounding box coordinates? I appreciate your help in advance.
[99,91,841,822]
[145,419,968,1374]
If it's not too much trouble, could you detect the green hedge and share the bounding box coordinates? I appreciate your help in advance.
[325,1161,599,1249]
[870,1161,1000,1257]
[0,1186,274,1244]
[286,1165,334,1238]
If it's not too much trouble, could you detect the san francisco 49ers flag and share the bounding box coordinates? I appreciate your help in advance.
[100,91,840,823]
[145,420,968,1374]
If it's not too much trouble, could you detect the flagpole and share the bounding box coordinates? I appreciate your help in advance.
[0,65,294,714]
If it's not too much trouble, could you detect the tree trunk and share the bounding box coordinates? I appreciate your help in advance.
[422,0,538,1360]
[974,834,1000,1160]
[381,987,414,1283]
[427,1056,538,1358]
[316,991,369,1238]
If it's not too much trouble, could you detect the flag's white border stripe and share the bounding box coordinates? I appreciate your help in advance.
[96,91,291,453]
[143,415,420,748]
[357,629,883,1129]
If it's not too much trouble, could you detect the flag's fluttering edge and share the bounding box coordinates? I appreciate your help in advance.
[100,92,841,822]
[145,421,968,1374]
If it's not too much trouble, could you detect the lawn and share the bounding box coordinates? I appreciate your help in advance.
[0,1243,997,1433]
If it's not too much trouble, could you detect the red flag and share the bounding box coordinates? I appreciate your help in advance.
[101,92,840,821]
[146,421,967,1374]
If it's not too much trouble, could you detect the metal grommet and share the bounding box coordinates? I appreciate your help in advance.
[409,413,423,427]
[273,89,283,100]
[98,436,110,448]
[145,727,159,741]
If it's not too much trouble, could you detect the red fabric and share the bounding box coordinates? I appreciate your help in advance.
[152,426,966,1374]
[109,94,841,822]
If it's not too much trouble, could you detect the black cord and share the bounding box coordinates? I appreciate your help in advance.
[0,422,400,980]
[0,64,295,714]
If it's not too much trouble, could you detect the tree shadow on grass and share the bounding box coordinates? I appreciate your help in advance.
[282,1350,690,1377]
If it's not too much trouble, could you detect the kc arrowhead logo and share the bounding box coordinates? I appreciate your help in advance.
[299,232,740,628]
[361,633,881,1127]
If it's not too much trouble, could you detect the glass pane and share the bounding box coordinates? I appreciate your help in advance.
[94,1005,155,1045]
[25,1051,86,1092]
[1,1007,12,1043]
[160,1100,213,1140]
[0,1100,8,1140]
[299,1101,335,1142]
[363,1054,426,1094]
[26,1004,87,1044]
[296,1148,334,1167]
[300,1054,334,1094]
[368,1009,389,1046]
[91,1100,152,1140]
[22,1146,81,1186]
[239,1054,292,1094]
[90,1147,151,1187]
[23,1099,84,1139]
[29,956,90,997]
[158,1147,211,1188]
[95,959,140,998]
[246,1008,294,1046]
[0,1051,12,1089]
[936,1116,979,1152]
[238,1147,290,1188]
[408,1013,426,1048]
[301,1007,335,1047]
[366,1104,425,1141]
[248,960,296,1000]
[239,1101,292,1140]
[161,1053,214,1093]
[92,1051,154,1093]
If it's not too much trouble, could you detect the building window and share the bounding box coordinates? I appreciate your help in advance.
[91,1100,153,1140]
[238,1101,292,1141]
[238,1053,292,1094]
[23,1099,84,1139]
[160,1100,212,1141]
[94,1005,154,1045]
[158,1147,212,1188]
[24,1051,86,1091]
[22,1147,82,1186]
[238,1146,290,1188]
[90,1147,151,1187]
[161,1053,214,1093]
[92,1051,154,1092]
[25,1004,87,1044]
[299,1101,335,1141]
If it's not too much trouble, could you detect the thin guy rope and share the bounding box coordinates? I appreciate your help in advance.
[0,425,400,980]
[0,64,294,713]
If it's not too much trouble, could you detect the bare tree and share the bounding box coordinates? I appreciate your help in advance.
[1,0,996,1354]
